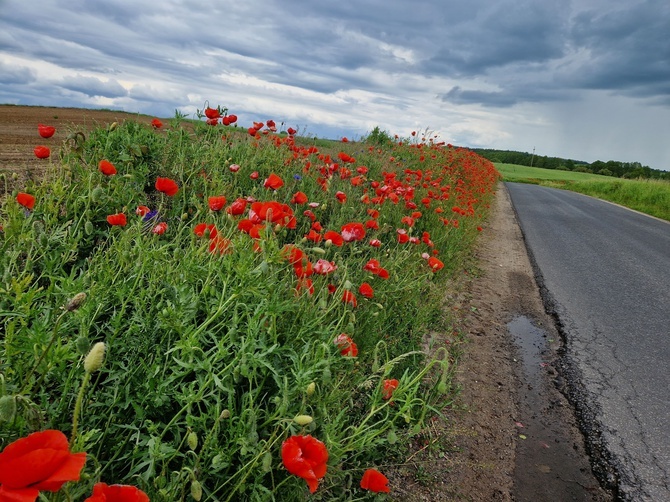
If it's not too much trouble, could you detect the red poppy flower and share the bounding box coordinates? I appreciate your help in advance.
[264,173,284,190]
[363,259,382,274]
[135,206,150,217]
[0,430,86,499]
[342,290,358,308]
[287,127,297,135]
[152,222,167,235]
[209,235,231,255]
[291,191,308,204]
[151,118,163,129]
[360,468,390,493]
[323,230,343,247]
[295,277,314,296]
[365,219,379,230]
[16,192,35,210]
[427,256,444,272]
[98,160,117,176]
[382,379,399,400]
[106,213,127,226]
[335,191,347,203]
[359,283,374,299]
[194,223,217,238]
[204,107,220,119]
[313,259,337,275]
[229,164,240,172]
[208,195,227,211]
[401,216,415,227]
[281,435,328,493]
[226,198,248,216]
[34,146,50,159]
[37,124,56,138]
[305,229,322,242]
[340,222,366,242]
[250,171,259,180]
[84,482,149,502]
[155,177,179,196]
[369,239,381,247]
[334,333,358,356]
[397,228,410,244]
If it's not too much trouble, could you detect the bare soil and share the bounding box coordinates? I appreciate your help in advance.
[0,105,612,501]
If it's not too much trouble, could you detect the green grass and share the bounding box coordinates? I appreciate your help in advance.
[496,163,670,221]
[0,116,498,500]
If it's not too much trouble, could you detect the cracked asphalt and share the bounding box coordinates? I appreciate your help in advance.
[505,182,670,501]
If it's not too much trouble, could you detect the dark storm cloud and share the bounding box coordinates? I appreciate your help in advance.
[0,61,36,85]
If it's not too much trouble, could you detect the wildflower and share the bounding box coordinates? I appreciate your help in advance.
[291,191,308,204]
[106,213,127,226]
[382,379,399,400]
[250,171,259,180]
[208,195,227,211]
[264,173,284,190]
[427,256,444,272]
[37,124,56,138]
[155,177,179,196]
[323,230,343,247]
[151,118,163,128]
[98,160,117,176]
[369,239,382,247]
[0,430,86,500]
[152,222,168,235]
[135,205,150,217]
[335,191,347,203]
[342,290,358,308]
[16,192,35,210]
[34,146,50,159]
[287,127,297,135]
[281,435,328,493]
[227,198,248,216]
[340,222,366,242]
[204,107,220,119]
[305,229,322,242]
[359,283,374,299]
[360,468,390,493]
[334,333,358,356]
[194,223,217,238]
[313,259,337,275]
[229,164,240,172]
[84,482,149,502]
[397,228,410,244]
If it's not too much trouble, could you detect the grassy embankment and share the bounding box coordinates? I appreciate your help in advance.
[496,163,670,221]
[0,114,498,500]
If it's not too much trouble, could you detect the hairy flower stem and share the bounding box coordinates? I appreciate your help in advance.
[19,310,67,394]
[70,371,91,448]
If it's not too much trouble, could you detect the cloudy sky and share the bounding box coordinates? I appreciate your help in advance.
[1,0,669,170]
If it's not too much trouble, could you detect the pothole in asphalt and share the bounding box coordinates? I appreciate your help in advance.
[508,315,611,501]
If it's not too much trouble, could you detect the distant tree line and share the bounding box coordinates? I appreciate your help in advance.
[473,149,670,180]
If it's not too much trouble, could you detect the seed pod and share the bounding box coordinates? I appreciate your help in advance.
[294,414,313,426]
[306,382,316,397]
[220,409,231,419]
[91,186,104,202]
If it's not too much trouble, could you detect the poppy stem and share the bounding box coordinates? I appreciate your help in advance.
[71,371,91,448]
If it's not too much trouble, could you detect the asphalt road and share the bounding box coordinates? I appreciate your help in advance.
[505,182,670,501]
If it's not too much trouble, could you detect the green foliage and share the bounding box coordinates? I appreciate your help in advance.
[0,116,497,499]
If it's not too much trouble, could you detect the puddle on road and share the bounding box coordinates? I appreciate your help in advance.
[508,316,609,501]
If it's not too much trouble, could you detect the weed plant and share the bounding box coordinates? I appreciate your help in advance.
[0,112,499,500]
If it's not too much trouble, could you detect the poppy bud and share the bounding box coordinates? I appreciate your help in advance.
[84,220,94,235]
[65,292,87,311]
[0,395,17,423]
[220,409,231,419]
[109,121,118,131]
[91,186,104,202]
[191,480,202,501]
[75,336,90,355]
[310,247,326,255]
[387,428,398,444]
[84,342,106,373]
[262,452,273,473]
[187,431,198,450]
[306,382,316,396]
[294,415,313,426]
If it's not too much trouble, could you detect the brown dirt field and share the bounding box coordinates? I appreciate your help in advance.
[0,104,160,191]
[0,105,612,501]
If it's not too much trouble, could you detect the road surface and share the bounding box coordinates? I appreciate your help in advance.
[505,182,670,501]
